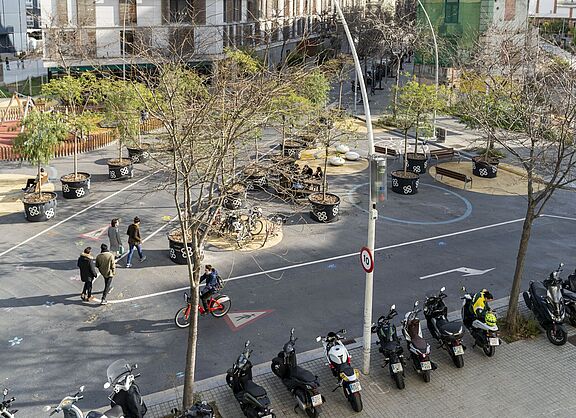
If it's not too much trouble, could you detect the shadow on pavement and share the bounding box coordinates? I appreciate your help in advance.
[0,292,86,308]
[77,317,177,335]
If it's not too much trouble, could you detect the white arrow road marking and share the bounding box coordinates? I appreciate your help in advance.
[80,225,108,240]
[419,267,495,280]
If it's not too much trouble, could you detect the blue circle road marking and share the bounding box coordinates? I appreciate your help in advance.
[349,183,473,225]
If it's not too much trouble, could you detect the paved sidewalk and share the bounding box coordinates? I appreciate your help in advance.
[143,327,576,418]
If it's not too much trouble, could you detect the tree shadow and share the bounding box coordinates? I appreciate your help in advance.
[88,173,112,183]
[15,259,76,271]
[93,158,111,166]
[0,292,88,308]
[77,317,177,335]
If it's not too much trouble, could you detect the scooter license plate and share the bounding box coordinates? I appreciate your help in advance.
[420,361,432,371]
[452,345,464,356]
[489,338,499,346]
[391,363,403,373]
[311,394,323,407]
[349,382,362,393]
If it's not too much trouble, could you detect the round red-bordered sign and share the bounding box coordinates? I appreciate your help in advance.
[360,247,374,273]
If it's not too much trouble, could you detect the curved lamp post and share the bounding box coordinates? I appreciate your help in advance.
[332,0,378,375]
[417,0,439,137]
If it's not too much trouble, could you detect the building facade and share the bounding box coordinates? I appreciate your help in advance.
[529,0,576,20]
[40,0,350,74]
[0,0,29,54]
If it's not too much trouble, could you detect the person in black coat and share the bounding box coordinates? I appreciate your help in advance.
[77,247,98,301]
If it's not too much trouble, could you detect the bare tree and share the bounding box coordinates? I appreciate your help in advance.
[456,28,576,333]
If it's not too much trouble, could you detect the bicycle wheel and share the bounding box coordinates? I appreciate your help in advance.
[236,226,251,248]
[250,219,264,236]
[174,306,191,328]
[211,296,231,317]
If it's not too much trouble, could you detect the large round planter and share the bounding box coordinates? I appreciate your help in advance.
[223,183,247,210]
[167,230,205,265]
[309,192,340,223]
[406,153,428,174]
[391,170,419,195]
[127,144,151,164]
[283,140,303,159]
[60,172,91,199]
[472,156,499,178]
[107,159,133,181]
[245,168,267,190]
[22,192,57,222]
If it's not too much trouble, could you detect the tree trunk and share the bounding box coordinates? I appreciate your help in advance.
[74,131,78,177]
[403,130,409,175]
[323,145,328,200]
[281,115,286,155]
[37,161,41,197]
[393,57,401,116]
[338,81,343,109]
[183,252,201,409]
[506,204,536,333]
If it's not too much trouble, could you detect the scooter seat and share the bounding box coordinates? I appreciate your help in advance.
[381,341,403,353]
[562,289,576,302]
[531,281,547,299]
[436,318,463,336]
[244,380,267,398]
[86,406,123,418]
[410,335,428,352]
[292,366,316,383]
[335,362,355,377]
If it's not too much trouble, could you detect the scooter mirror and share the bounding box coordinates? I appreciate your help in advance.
[340,329,347,334]
[43,406,52,412]
[290,327,295,335]
[104,382,111,390]
[461,286,466,292]
[2,388,7,396]
[560,263,564,267]
[316,336,322,342]
[79,386,85,393]
[133,363,138,369]
[391,304,396,310]
[440,286,446,292]
[414,300,419,307]
[245,340,250,347]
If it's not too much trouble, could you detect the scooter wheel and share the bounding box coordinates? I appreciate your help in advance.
[452,353,464,368]
[393,372,405,390]
[348,392,363,412]
[546,327,568,346]
[483,345,495,357]
[422,370,431,383]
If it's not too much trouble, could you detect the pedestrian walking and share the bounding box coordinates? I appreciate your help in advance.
[77,247,98,302]
[126,216,146,268]
[108,218,123,258]
[95,244,116,305]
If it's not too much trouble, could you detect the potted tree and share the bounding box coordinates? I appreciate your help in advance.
[167,227,205,265]
[308,110,345,223]
[41,74,100,199]
[101,80,152,179]
[13,110,69,222]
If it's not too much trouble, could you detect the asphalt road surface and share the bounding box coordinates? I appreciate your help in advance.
[1,140,576,415]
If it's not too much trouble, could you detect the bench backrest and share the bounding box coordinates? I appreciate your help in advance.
[436,166,469,181]
[374,145,397,156]
[430,148,454,155]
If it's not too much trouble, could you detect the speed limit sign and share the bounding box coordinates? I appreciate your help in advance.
[360,247,374,273]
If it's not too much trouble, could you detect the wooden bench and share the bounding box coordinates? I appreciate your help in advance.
[434,166,472,189]
[374,145,399,160]
[430,148,461,162]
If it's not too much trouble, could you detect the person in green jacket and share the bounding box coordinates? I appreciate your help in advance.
[96,243,116,305]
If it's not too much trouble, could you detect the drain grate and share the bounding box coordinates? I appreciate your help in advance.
[567,334,576,347]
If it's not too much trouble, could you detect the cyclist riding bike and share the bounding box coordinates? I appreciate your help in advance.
[470,289,494,322]
[200,264,220,314]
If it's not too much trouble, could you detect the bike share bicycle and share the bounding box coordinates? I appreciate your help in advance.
[175,276,231,328]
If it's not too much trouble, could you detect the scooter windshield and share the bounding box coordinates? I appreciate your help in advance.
[106,359,131,385]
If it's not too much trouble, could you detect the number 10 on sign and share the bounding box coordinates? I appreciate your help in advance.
[360,247,374,273]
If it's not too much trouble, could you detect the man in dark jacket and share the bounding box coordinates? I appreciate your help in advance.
[77,247,98,301]
[126,216,146,268]
[200,264,220,313]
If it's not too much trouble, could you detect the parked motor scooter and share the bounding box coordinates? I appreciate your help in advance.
[560,268,576,326]
[1,388,17,418]
[44,386,124,418]
[104,360,147,418]
[271,328,324,418]
[401,301,437,382]
[461,288,500,356]
[424,287,466,368]
[371,305,406,389]
[226,340,275,418]
[316,330,362,412]
[523,263,567,345]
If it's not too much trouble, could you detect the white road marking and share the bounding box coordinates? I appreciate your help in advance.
[110,217,527,304]
[540,214,576,222]
[0,171,160,258]
[419,267,495,280]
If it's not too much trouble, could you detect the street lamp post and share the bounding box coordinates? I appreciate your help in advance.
[332,0,378,375]
[416,0,439,137]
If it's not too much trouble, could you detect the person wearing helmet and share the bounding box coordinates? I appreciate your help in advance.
[470,289,494,322]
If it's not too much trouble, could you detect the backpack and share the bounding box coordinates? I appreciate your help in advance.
[215,275,224,290]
